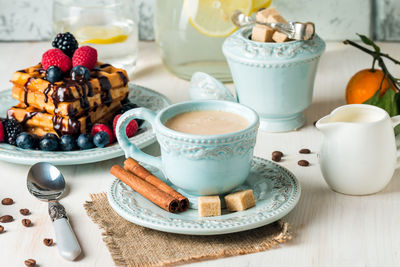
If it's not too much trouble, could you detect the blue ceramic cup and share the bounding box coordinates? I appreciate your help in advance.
[116,100,259,196]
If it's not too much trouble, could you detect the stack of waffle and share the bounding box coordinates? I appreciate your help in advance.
[7,63,129,137]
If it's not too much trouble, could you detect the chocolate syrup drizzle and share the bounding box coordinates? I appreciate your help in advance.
[117,71,128,86]
[98,75,112,106]
[23,77,35,107]
[44,83,53,103]
[21,110,44,125]
[52,115,64,137]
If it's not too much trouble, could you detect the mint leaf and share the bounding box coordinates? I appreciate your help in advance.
[357,34,381,54]
[363,88,398,117]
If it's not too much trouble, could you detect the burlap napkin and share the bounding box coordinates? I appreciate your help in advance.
[84,193,292,267]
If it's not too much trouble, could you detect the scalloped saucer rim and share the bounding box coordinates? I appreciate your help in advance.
[0,84,171,165]
[108,156,301,235]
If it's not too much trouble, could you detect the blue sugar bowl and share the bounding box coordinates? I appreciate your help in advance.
[222,26,325,132]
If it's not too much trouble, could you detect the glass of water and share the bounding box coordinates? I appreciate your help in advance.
[53,0,138,76]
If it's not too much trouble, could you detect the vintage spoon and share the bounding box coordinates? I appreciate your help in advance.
[231,10,315,41]
[27,162,81,261]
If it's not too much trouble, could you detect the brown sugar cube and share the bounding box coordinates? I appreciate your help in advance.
[252,24,274,42]
[256,7,280,23]
[224,189,256,212]
[273,31,289,43]
[266,14,288,24]
[198,196,221,217]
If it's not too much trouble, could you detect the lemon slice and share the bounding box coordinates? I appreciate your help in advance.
[184,0,253,38]
[74,25,128,45]
[252,0,272,13]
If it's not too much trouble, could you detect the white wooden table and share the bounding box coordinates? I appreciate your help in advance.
[0,41,399,267]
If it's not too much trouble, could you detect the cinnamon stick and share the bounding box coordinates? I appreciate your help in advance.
[124,158,189,212]
[110,165,179,213]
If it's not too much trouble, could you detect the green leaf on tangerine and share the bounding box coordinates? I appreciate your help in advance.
[363,87,398,117]
[357,34,381,54]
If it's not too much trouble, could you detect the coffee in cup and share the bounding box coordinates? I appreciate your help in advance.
[164,110,249,135]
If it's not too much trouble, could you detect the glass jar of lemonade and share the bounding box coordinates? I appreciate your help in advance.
[53,0,138,76]
[154,0,271,82]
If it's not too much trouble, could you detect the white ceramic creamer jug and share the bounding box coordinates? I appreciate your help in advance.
[316,104,400,195]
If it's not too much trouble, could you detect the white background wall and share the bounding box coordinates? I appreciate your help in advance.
[0,0,398,41]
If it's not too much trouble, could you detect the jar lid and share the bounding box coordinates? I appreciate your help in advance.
[223,26,326,64]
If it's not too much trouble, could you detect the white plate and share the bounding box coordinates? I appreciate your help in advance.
[108,157,301,235]
[0,84,170,165]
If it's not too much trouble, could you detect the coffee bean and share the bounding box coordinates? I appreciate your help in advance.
[272,154,281,162]
[20,209,30,216]
[43,238,53,246]
[272,151,283,158]
[22,219,32,227]
[299,148,311,154]
[298,160,310,167]
[1,198,13,205]
[0,215,13,223]
[0,225,4,233]
[24,259,36,266]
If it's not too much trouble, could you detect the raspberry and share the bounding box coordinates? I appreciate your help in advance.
[52,32,79,57]
[113,114,138,138]
[91,124,114,144]
[0,120,4,142]
[72,46,98,70]
[41,49,72,73]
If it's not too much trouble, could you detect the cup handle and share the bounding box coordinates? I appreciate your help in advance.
[116,108,163,170]
[391,115,400,168]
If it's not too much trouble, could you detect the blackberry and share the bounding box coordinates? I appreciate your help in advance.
[3,119,23,145]
[121,98,131,105]
[120,102,138,113]
[116,102,144,127]
[117,102,139,116]
[52,32,79,57]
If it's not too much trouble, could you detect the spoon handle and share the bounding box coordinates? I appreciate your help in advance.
[49,202,82,261]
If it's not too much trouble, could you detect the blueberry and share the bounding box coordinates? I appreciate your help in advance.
[43,133,59,141]
[60,135,76,151]
[71,66,90,81]
[93,131,110,148]
[40,136,59,151]
[77,133,94,150]
[46,66,63,83]
[16,132,37,150]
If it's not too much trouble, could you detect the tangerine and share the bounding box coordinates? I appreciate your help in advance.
[345,69,391,104]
